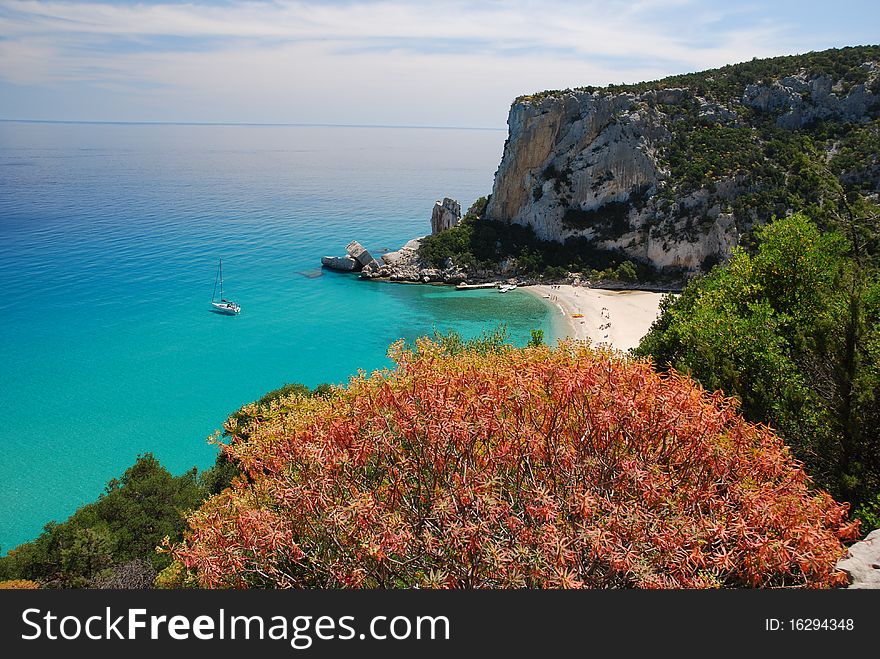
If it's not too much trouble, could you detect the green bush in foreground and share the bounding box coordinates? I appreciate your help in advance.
[0,454,208,587]
[635,212,880,526]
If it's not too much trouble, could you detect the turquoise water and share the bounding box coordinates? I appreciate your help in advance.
[0,122,555,550]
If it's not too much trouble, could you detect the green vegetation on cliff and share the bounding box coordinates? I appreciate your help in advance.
[660,112,866,232]
[517,46,880,105]
[419,197,653,281]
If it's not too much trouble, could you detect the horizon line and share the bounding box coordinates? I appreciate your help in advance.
[0,118,507,131]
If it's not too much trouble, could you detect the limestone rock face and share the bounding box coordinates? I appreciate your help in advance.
[484,60,879,272]
[837,529,880,589]
[360,260,388,278]
[486,90,666,246]
[321,255,358,271]
[742,64,879,129]
[484,88,699,268]
[431,198,462,234]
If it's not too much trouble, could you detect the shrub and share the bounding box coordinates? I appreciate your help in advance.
[0,454,209,586]
[173,340,857,589]
[226,382,337,439]
[543,265,569,280]
[91,559,156,589]
[615,261,638,282]
[854,494,880,533]
[418,221,475,268]
[154,560,198,589]
[428,325,509,356]
[666,125,763,194]
[527,329,545,347]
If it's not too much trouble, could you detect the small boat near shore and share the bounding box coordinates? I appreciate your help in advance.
[499,283,518,293]
[455,282,497,290]
[211,259,241,315]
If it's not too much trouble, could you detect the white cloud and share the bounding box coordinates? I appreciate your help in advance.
[0,0,769,63]
[0,0,864,124]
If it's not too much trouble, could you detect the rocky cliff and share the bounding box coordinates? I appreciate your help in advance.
[485,46,880,272]
[431,197,462,234]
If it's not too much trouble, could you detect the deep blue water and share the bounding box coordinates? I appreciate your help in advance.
[0,122,556,550]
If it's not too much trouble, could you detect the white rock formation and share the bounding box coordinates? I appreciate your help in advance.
[431,198,462,234]
[346,240,377,268]
[360,235,467,284]
[837,529,880,589]
[369,237,425,280]
[486,90,667,247]
[322,240,379,272]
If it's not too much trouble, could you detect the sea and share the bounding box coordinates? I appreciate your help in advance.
[0,121,557,550]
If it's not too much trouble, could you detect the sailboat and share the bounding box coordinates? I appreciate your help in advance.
[211,259,241,315]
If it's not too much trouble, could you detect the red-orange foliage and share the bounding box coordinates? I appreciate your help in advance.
[174,340,858,588]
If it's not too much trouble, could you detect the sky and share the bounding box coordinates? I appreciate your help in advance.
[0,0,878,127]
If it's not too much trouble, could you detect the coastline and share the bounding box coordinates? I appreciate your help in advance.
[523,284,668,352]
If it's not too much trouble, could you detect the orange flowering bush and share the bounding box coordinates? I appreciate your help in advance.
[0,579,40,589]
[174,340,858,588]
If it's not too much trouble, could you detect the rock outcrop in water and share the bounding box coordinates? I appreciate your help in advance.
[323,201,474,284]
[321,255,358,271]
[322,240,379,273]
[360,236,469,284]
[485,48,880,272]
[346,240,377,269]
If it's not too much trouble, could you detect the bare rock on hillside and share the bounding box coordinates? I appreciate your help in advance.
[837,528,880,589]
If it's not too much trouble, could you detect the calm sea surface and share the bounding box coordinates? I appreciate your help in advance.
[0,122,557,549]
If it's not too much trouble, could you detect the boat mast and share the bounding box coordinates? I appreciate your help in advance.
[219,259,224,301]
[212,259,220,303]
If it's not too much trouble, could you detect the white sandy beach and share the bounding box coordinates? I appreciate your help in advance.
[524,285,668,352]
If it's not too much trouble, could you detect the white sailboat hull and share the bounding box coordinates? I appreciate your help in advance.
[211,301,240,315]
